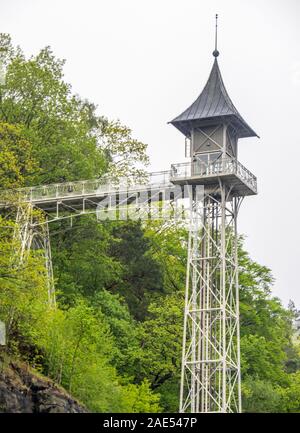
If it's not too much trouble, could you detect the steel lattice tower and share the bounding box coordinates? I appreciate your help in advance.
[169,15,258,412]
[179,185,243,412]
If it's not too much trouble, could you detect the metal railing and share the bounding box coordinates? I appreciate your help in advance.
[0,170,173,205]
[0,158,257,206]
[170,157,257,193]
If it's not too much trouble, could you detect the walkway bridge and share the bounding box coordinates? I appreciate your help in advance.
[1,156,257,222]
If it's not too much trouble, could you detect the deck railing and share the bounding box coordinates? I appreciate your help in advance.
[0,171,173,204]
[170,157,257,193]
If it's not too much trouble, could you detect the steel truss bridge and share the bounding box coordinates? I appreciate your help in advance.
[0,155,257,413]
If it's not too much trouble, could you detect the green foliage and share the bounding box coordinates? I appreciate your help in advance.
[34,299,160,412]
[241,334,289,386]
[0,41,106,183]
[107,221,163,320]
[154,377,180,413]
[132,292,184,412]
[0,33,148,185]
[144,221,187,294]
[99,120,149,182]
[279,371,300,412]
[0,34,157,412]
[121,380,161,413]
[91,289,141,375]
[40,301,121,411]
[0,216,160,412]
[238,242,296,390]
[242,378,283,413]
[135,292,183,388]
[51,217,123,304]
[51,218,165,320]
[0,216,49,356]
[0,122,37,189]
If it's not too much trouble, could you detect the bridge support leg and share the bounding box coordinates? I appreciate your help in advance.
[14,204,56,307]
[180,185,242,413]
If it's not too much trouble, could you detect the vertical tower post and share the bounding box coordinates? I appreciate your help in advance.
[31,219,56,307]
[180,185,242,413]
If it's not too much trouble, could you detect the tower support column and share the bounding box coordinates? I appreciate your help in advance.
[180,184,242,413]
[14,204,56,307]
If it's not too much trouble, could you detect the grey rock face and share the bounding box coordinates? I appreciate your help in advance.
[0,361,87,413]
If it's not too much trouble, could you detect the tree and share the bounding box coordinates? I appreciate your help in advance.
[134,292,183,412]
[107,221,163,320]
[144,221,187,295]
[242,378,283,413]
[91,289,141,376]
[50,216,123,305]
[120,380,161,413]
[240,334,289,386]
[98,119,149,182]
[0,122,37,189]
[280,371,300,412]
[0,37,106,184]
[39,300,160,412]
[0,216,49,358]
[238,241,297,386]
[0,34,149,185]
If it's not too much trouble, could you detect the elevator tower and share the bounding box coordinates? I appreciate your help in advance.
[169,15,258,412]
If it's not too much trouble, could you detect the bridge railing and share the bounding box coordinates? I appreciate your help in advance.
[0,159,256,205]
[20,179,110,202]
[3,170,173,204]
[170,157,257,193]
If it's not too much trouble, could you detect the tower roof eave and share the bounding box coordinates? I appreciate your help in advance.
[169,114,258,139]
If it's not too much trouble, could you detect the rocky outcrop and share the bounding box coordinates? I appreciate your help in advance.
[0,360,87,413]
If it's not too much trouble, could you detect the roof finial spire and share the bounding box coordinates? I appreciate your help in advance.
[213,14,219,58]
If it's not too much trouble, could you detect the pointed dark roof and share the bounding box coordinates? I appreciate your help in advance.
[170,58,258,138]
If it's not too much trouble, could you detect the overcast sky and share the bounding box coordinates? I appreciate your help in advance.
[1,0,300,306]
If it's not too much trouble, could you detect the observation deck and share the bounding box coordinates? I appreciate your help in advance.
[170,157,257,196]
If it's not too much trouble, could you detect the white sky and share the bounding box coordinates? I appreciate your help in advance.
[1,0,300,306]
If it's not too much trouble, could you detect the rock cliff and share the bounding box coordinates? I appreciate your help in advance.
[0,360,87,413]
